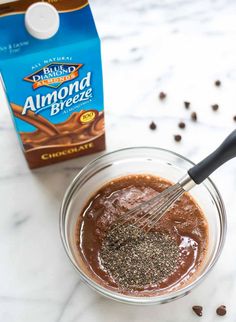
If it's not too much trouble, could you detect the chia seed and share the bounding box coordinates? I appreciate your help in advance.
[100,225,180,290]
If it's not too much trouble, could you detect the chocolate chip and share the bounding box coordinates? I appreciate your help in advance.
[215,80,221,87]
[174,134,182,142]
[191,112,197,121]
[149,121,157,130]
[211,104,219,111]
[192,306,203,317]
[216,305,226,316]
[184,101,190,109]
[233,115,236,122]
[178,121,186,129]
[159,91,166,100]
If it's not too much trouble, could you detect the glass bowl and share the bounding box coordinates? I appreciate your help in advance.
[60,147,226,305]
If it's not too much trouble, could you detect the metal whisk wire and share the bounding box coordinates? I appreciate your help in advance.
[113,185,173,225]
[110,174,197,235]
[140,185,184,231]
[110,129,236,235]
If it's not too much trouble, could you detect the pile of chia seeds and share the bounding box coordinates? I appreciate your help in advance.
[100,224,180,290]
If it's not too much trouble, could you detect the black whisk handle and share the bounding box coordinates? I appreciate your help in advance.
[188,129,236,184]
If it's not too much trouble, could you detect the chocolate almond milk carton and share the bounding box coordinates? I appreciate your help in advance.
[0,0,105,168]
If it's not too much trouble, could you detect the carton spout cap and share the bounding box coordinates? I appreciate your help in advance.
[25,2,59,40]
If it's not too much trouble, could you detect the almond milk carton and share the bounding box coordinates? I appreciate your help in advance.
[0,0,105,168]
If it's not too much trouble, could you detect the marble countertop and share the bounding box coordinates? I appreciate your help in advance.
[1,0,236,321]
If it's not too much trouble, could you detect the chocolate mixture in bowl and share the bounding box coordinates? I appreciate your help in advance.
[75,174,208,296]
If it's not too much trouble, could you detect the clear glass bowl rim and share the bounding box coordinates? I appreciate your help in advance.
[59,146,227,305]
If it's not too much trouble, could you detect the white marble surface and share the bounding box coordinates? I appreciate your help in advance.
[1,0,236,321]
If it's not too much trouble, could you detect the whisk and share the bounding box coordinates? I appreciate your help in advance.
[114,129,236,232]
